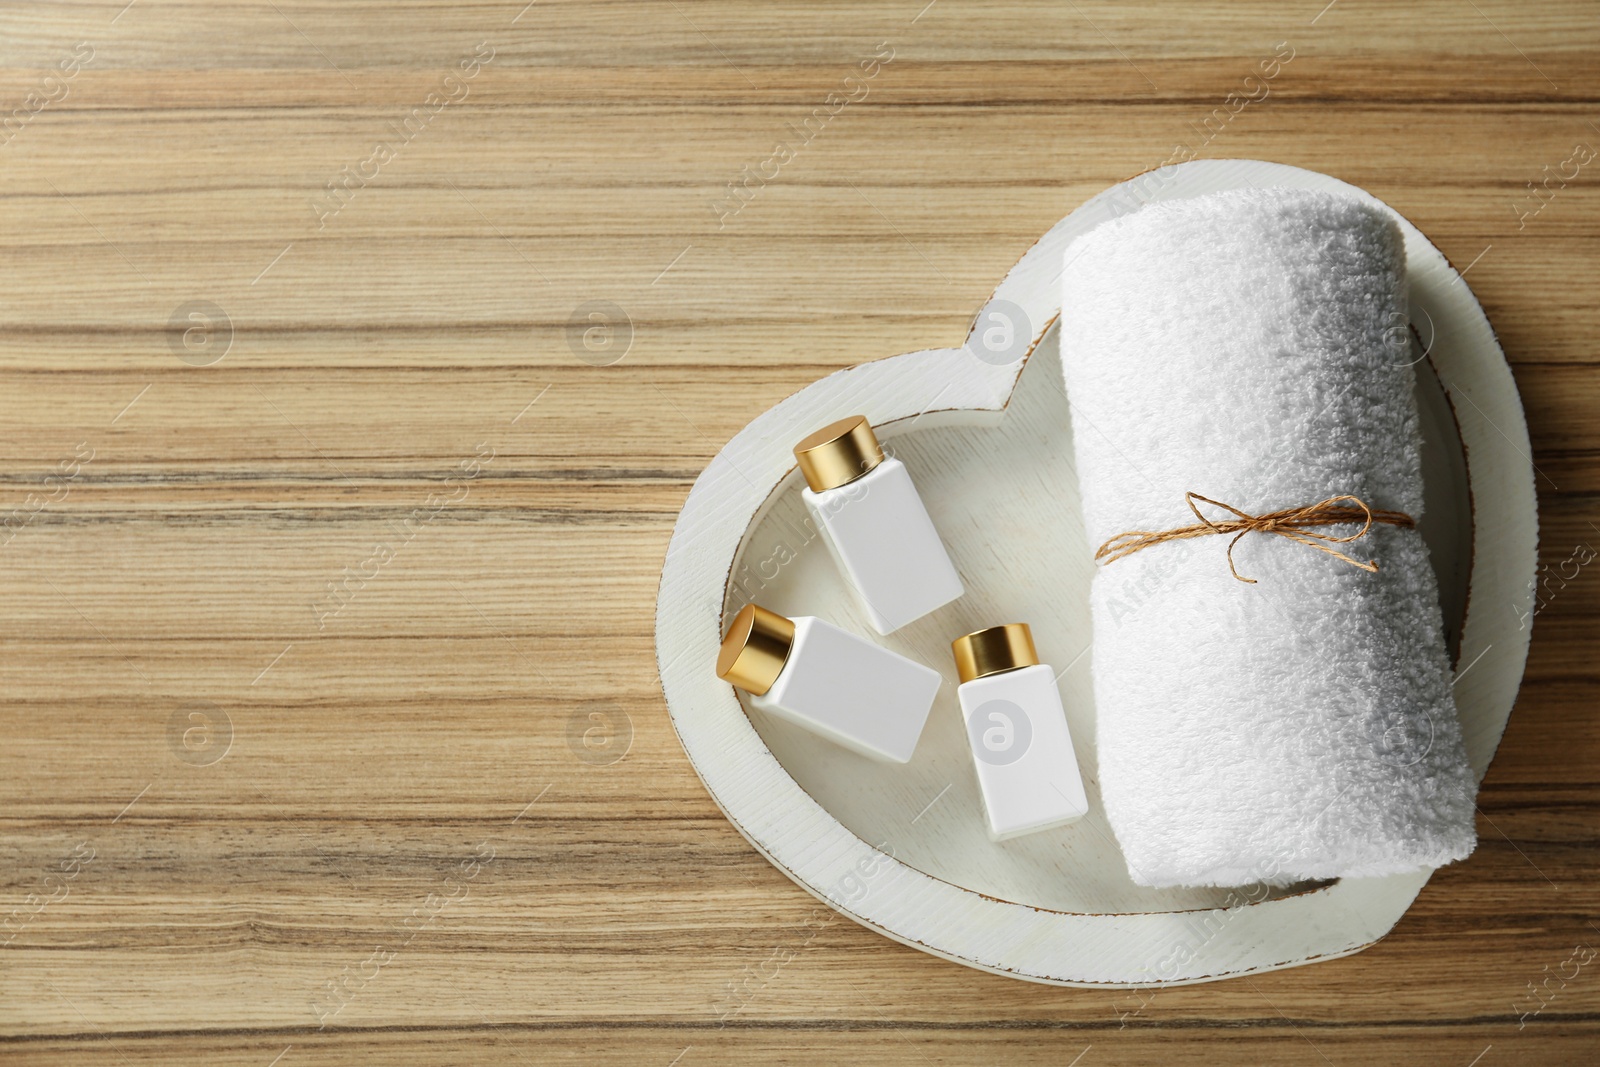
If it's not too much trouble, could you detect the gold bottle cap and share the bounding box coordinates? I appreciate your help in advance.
[951,623,1039,684]
[793,415,885,492]
[716,604,797,696]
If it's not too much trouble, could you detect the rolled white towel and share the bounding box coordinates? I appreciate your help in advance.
[1060,188,1477,889]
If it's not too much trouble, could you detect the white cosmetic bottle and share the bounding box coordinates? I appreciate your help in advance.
[794,416,964,635]
[717,603,940,763]
[951,623,1088,840]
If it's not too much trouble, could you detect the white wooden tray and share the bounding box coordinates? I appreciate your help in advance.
[655,159,1537,986]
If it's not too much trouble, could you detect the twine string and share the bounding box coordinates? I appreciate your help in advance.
[1094,492,1416,584]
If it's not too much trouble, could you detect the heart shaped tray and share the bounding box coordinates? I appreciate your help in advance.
[655,159,1536,985]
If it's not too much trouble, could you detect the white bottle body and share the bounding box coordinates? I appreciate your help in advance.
[956,663,1089,840]
[749,615,940,763]
[802,456,964,635]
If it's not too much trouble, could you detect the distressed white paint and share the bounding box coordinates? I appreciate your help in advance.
[655,159,1536,986]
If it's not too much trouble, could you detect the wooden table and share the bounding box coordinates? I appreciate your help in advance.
[1,2,1595,1063]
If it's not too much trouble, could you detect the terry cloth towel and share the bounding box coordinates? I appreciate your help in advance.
[1059,188,1478,889]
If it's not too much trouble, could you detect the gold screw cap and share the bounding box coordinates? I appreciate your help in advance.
[793,415,884,492]
[951,623,1039,684]
[716,604,797,696]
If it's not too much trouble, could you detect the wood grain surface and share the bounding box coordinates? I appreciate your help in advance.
[0,1,1595,1064]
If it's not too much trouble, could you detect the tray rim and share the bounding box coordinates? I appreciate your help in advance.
[654,158,1537,986]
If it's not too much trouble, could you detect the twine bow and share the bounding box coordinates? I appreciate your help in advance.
[1094,492,1416,584]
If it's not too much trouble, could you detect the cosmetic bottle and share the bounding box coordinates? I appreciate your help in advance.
[793,415,964,635]
[950,623,1088,840]
[717,603,940,763]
